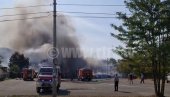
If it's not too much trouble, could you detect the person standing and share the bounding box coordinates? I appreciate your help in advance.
[140,73,145,84]
[114,74,119,91]
[57,72,61,93]
[129,73,133,84]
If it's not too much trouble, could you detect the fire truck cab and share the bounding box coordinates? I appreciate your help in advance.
[36,66,61,93]
[22,68,35,81]
[78,68,93,81]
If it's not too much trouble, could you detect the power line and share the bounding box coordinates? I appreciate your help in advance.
[0,11,131,18]
[0,15,50,22]
[58,11,117,15]
[63,16,118,19]
[58,4,125,6]
[0,14,167,22]
[0,11,112,17]
[0,4,125,10]
[0,15,117,23]
[0,10,128,23]
[0,4,51,10]
[0,11,51,17]
[56,14,119,18]
[59,11,132,16]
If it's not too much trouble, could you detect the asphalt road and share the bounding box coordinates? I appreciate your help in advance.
[0,78,170,96]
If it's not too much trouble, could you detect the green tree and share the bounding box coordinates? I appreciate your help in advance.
[10,65,19,72]
[111,0,170,97]
[9,52,29,78]
[109,58,117,64]
[116,52,152,77]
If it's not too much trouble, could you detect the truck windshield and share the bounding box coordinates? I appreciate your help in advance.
[39,68,53,75]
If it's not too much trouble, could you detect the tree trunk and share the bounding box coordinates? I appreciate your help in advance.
[152,57,158,96]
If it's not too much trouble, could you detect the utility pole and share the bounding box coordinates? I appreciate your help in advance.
[52,0,57,97]
[107,58,109,75]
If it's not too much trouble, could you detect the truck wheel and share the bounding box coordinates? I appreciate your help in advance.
[167,80,169,83]
[36,87,40,93]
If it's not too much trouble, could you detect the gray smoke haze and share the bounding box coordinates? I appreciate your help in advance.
[8,10,79,51]
[0,0,87,76]
[0,0,79,49]
[0,48,14,67]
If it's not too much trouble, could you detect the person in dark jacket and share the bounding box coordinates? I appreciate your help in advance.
[140,73,145,84]
[129,73,134,84]
[114,74,119,91]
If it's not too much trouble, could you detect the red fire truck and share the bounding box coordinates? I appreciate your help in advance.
[77,68,93,81]
[22,68,35,81]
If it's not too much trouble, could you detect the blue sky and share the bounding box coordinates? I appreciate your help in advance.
[0,0,127,60]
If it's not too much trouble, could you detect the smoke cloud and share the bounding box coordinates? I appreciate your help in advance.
[0,0,87,77]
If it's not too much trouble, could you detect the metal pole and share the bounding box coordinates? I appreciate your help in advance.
[52,0,57,97]
[107,58,108,75]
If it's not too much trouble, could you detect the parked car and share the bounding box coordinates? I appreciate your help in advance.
[94,73,112,79]
[36,66,61,93]
[167,73,170,83]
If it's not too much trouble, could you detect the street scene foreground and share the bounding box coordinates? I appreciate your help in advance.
[0,79,170,97]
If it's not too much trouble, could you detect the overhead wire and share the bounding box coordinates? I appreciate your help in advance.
[0,12,119,23]
[57,3,125,6]
[0,14,50,22]
[58,11,118,15]
[0,11,130,17]
[65,16,118,19]
[0,15,118,23]
[0,11,51,17]
[0,4,51,10]
[0,12,167,22]
[0,3,127,22]
[0,3,125,10]
[0,10,130,22]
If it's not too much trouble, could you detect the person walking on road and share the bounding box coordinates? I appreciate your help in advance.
[140,73,145,84]
[129,73,133,84]
[114,74,119,91]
